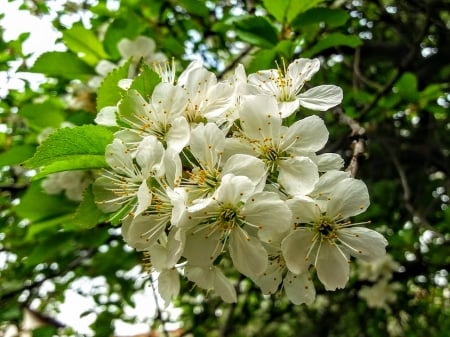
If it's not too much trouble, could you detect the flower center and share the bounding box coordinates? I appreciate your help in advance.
[316,217,337,240]
[259,144,280,174]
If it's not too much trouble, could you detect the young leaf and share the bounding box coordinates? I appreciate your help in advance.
[0,144,36,166]
[30,51,94,80]
[287,0,325,23]
[63,24,109,66]
[291,8,349,29]
[72,185,109,229]
[303,33,362,57]
[129,63,161,99]
[234,16,279,49]
[13,181,78,223]
[263,0,290,23]
[394,72,419,102]
[19,100,66,130]
[24,125,114,179]
[96,59,131,111]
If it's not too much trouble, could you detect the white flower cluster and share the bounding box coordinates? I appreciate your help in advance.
[93,57,388,305]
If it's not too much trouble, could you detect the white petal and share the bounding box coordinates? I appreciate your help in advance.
[327,178,370,218]
[190,123,224,166]
[105,139,134,176]
[183,226,221,266]
[239,95,282,140]
[95,106,118,126]
[158,269,180,305]
[281,229,316,275]
[229,227,268,278]
[92,176,123,213]
[312,170,351,197]
[278,157,319,196]
[118,89,150,129]
[298,85,343,111]
[203,82,235,119]
[166,116,190,154]
[286,197,321,224]
[213,267,237,303]
[118,79,132,90]
[135,181,151,216]
[148,244,169,270]
[287,58,320,85]
[283,270,316,305]
[184,265,215,289]
[316,153,345,171]
[163,148,182,187]
[151,83,187,119]
[283,115,328,153]
[316,241,350,290]
[338,227,388,262]
[136,136,165,174]
[278,100,300,118]
[241,191,292,241]
[215,174,255,204]
[253,259,284,294]
[222,154,266,192]
[123,214,165,250]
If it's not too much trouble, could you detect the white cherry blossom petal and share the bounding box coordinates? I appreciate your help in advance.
[316,241,350,290]
[327,178,370,219]
[283,115,329,153]
[338,227,388,262]
[281,229,316,275]
[278,157,319,196]
[283,270,316,305]
[298,85,343,111]
[229,227,268,278]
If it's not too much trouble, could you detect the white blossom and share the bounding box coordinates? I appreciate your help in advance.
[248,58,343,117]
[281,178,388,290]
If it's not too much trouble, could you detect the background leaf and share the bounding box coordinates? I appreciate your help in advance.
[63,24,109,66]
[24,125,114,177]
[30,51,94,79]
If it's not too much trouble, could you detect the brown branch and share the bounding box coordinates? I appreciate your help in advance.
[0,248,97,304]
[331,106,367,178]
[217,46,254,80]
[383,142,446,240]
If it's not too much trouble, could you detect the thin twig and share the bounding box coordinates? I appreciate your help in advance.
[331,106,367,178]
[384,142,446,240]
[217,46,254,79]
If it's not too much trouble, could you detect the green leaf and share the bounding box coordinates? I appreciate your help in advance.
[63,24,109,66]
[73,185,108,229]
[263,0,290,23]
[19,100,66,130]
[291,8,349,29]
[303,33,362,57]
[0,144,36,166]
[263,0,325,23]
[24,125,114,178]
[13,181,78,222]
[30,51,94,80]
[394,72,419,102]
[247,49,277,73]
[96,59,131,110]
[25,213,75,241]
[103,13,146,59]
[32,326,58,337]
[234,16,279,49]
[177,0,209,16]
[129,63,161,99]
[286,0,325,23]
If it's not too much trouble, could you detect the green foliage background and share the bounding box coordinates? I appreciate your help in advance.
[0,0,449,336]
